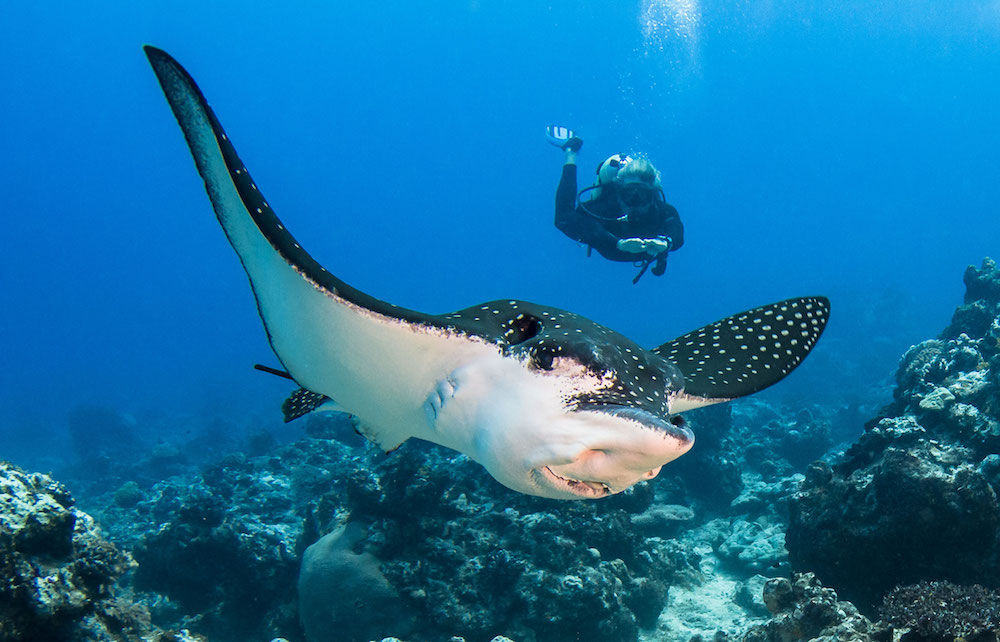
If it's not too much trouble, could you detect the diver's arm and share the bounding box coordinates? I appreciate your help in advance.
[555,163,611,246]
[555,167,627,255]
[659,203,684,251]
[554,163,579,232]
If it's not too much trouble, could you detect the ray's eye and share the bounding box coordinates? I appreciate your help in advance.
[507,314,542,345]
[530,345,556,371]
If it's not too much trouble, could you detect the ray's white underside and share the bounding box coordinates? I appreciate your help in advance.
[172,79,501,452]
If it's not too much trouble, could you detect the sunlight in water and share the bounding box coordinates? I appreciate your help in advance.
[615,0,702,140]
[640,0,701,53]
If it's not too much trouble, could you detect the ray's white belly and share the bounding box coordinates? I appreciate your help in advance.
[253,248,499,443]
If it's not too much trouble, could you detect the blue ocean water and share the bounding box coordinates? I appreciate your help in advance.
[2,1,999,469]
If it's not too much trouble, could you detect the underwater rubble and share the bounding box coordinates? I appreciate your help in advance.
[7,259,1000,640]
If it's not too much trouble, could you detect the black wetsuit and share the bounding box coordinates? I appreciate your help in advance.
[555,163,684,262]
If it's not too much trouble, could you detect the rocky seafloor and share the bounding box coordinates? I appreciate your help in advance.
[5,258,1000,642]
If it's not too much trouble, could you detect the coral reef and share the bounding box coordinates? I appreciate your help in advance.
[787,258,1000,611]
[879,581,1000,641]
[647,524,772,641]
[320,440,693,642]
[715,517,788,575]
[737,573,877,642]
[674,398,840,519]
[90,414,702,642]
[112,442,345,640]
[0,461,194,641]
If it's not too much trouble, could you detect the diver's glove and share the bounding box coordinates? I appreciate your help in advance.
[644,237,671,256]
[545,125,583,152]
[616,237,649,254]
[617,237,672,256]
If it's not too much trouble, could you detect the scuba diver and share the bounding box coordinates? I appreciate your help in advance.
[547,125,684,283]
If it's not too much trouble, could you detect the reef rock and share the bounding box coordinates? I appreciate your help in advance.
[716,517,788,574]
[786,258,1000,611]
[737,573,877,642]
[0,460,185,641]
[298,523,415,642]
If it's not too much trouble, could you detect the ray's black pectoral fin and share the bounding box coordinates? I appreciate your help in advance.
[655,296,829,409]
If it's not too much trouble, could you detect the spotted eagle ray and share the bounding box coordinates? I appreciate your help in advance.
[145,46,829,500]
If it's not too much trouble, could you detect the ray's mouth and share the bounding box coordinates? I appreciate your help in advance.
[535,405,692,498]
[575,403,692,441]
[540,466,611,498]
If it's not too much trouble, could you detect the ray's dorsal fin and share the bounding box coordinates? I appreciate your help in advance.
[655,296,829,401]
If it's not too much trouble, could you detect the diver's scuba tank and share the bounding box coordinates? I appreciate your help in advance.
[575,154,633,217]
[594,153,632,198]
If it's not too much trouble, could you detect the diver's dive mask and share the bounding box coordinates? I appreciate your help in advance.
[618,182,657,208]
[576,154,666,220]
[575,181,666,222]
